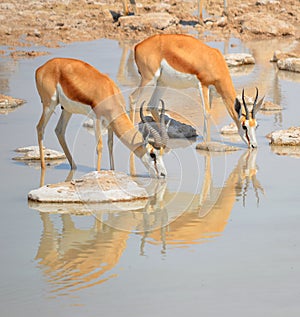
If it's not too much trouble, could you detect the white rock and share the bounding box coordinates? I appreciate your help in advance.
[220,122,238,135]
[269,127,300,146]
[277,58,300,73]
[13,146,66,161]
[0,94,25,108]
[216,16,227,27]
[82,118,94,128]
[196,141,240,152]
[225,53,255,67]
[28,170,149,203]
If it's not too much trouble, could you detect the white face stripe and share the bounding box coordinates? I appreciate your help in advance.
[141,146,167,178]
[240,120,258,148]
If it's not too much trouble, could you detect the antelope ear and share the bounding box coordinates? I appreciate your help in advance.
[234,98,242,116]
[253,96,265,117]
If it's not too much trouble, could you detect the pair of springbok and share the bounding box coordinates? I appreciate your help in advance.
[36,34,264,179]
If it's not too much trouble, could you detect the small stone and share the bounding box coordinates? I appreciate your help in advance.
[13,146,66,161]
[196,141,240,152]
[216,16,227,27]
[34,29,41,38]
[0,94,25,108]
[225,53,255,67]
[220,123,238,135]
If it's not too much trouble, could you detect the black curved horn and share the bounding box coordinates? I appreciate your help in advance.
[242,88,249,120]
[140,101,163,148]
[252,87,259,119]
[159,99,169,148]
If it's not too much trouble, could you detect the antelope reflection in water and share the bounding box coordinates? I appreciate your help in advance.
[143,149,264,250]
[34,149,263,295]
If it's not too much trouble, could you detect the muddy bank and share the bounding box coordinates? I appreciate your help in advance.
[0,0,299,52]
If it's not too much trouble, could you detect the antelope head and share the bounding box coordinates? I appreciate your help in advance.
[140,100,169,179]
[234,88,264,148]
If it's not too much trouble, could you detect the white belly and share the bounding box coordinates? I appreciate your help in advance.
[56,83,93,116]
[157,59,199,89]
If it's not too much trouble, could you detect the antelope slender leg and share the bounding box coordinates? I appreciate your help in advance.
[116,45,130,84]
[130,0,138,15]
[128,98,136,176]
[223,0,227,15]
[36,105,56,169]
[147,84,166,123]
[198,153,213,217]
[129,153,136,176]
[129,87,139,124]
[198,0,203,23]
[39,166,46,187]
[94,118,103,172]
[55,109,75,169]
[198,83,211,142]
[107,126,114,170]
[65,169,75,182]
[122,0,129,15]
[129,84,144,124]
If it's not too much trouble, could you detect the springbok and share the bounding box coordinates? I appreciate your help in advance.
[35,57,168,179]
[130,34,264,148]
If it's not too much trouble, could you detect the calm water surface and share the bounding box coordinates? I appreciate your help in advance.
[0,37,300,316]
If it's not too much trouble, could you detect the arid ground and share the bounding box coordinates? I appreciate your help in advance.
[0,0,299,55]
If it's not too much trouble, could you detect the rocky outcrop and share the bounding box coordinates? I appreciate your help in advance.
[239,13,295,37]
[270,50,300,73]
[269,127,300,146]
[28,170,149,203]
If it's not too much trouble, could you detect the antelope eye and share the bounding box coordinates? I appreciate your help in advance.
[150,152,156,160]
[242,125,247,130]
